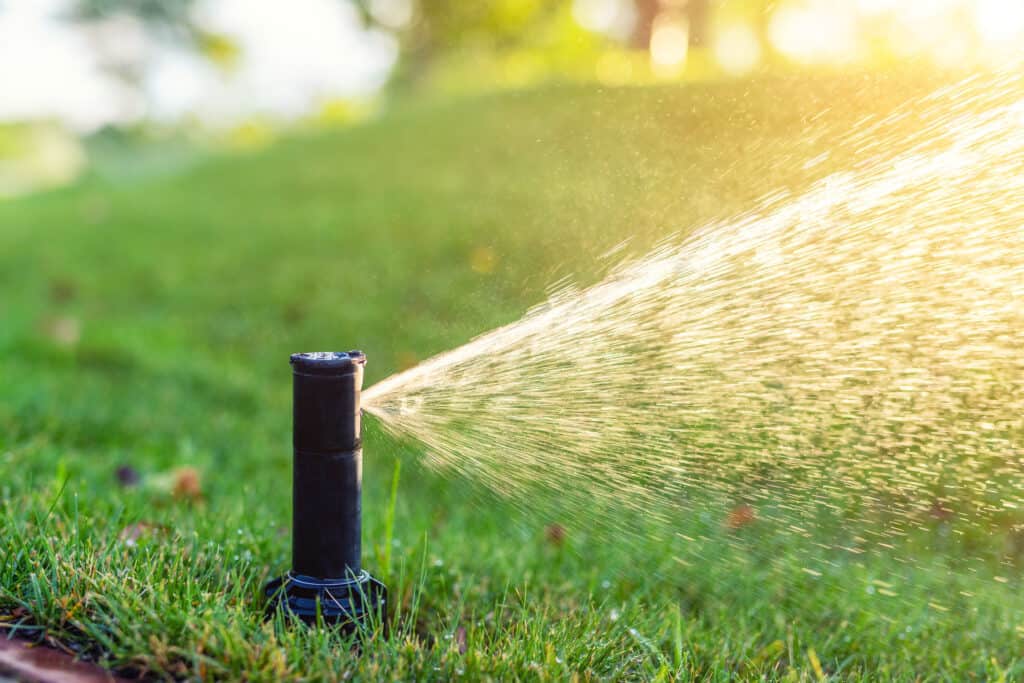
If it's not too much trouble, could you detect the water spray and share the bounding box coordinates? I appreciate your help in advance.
[363,73,1024,550]
[265,352,387,628]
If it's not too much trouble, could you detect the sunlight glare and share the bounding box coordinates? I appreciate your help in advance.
[650,16,689,75]
[714,24,762,76]
[974,0,1024,46]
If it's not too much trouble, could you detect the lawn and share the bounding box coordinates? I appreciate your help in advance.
[2,73,1022,680]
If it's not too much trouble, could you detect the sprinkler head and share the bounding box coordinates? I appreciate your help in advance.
[265,351,387,629]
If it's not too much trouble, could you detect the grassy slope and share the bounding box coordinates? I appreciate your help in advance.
[1,74,1021,680]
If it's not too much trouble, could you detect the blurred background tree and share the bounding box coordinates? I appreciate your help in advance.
[2,0,1021,196]
[69,0,238,86]
[350,0,772,86]
[65,0,771,94]
[351,0,607,89]
[70,0,193,88]
[71,0,195,35]
[51,0,1024,101]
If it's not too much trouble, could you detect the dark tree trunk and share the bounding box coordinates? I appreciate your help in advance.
[632,0,713,49]
[631,0,659,49]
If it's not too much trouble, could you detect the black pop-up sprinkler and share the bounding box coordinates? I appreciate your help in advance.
[265,351,387,628]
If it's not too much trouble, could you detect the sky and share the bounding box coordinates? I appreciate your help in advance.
[0,0,398,131]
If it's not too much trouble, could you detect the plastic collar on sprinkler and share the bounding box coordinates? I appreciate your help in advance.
[265,351,387,628]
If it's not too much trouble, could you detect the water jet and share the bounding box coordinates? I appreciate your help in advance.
[265,351,387,629]
[362,73,1024,555]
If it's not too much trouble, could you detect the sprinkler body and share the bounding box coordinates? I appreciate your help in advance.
[265,352,386,628]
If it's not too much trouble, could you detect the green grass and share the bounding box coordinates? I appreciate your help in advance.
[2,73,1023,680]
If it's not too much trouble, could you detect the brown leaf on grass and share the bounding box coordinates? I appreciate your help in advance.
[544,523,567,547]
[726,504,757,530]
[172,467,203,501]
[0,636,133,683]
[146,466,204,504]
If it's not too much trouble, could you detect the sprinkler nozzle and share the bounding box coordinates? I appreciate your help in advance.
[265,351,387,629]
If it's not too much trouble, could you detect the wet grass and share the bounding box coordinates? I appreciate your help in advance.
[2,72,1022,680]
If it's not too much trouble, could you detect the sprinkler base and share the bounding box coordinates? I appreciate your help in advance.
[265,571,387,630]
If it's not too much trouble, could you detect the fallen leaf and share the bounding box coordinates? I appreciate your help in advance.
[0,634,133,683]
[544,523,567,547]
[726,504,757,530]
[172,467,203,501]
